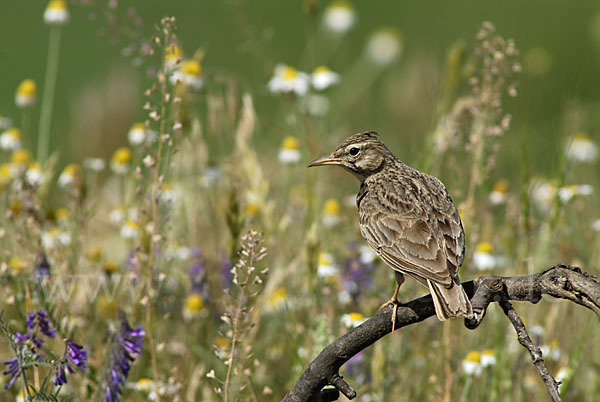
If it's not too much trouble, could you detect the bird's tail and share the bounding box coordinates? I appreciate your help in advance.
[427,280,473,321]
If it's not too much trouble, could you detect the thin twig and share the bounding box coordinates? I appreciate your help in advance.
[498,297,561,401]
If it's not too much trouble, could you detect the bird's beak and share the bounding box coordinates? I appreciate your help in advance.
[307,154,342,168]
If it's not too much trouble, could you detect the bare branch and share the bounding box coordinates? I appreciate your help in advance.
[283,265,600,402]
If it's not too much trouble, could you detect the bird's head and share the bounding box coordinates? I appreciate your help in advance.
[307,131,393,180]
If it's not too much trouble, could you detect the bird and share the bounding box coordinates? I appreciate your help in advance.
[308,131,473,329]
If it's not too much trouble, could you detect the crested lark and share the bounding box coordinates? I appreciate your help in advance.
[308,131,473,328]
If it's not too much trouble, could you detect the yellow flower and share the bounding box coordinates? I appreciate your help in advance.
[135,378,154,392]
[44,0,69,25]
[54,207,70,223]
[15,79,37,108]
[11,149,32,166]
[0,128,22,150]
[120,219,140,239]
[110,147,132,174]
[267,288,288,310]
[26,162,44,186]
[278,136,301,164]
[0,163,11,188]
[9,256,26,273]
[462,351,482,376]
[58,163,82,188]
[245,202,259,218]
[317,252,339,282]
[566,132,598,163]
[103,261,118,275]
[127,122,148,146]
[311,66,340,90]
[170,60,204,90]
[481,349,496,367]
[267,64,310,96]
[86,246,103,262]
[164,44,183,70]
[489,179,509,205]
[472,241,498,271]
[341,312,366,328]
[322,198,341,227]
[183,293,204,318]
[96,296,117,319]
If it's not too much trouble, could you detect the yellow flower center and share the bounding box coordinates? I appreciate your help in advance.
[476,241,493,253]
[281,136,299,150]
[318,253,334,266]
[573,132,591,141]
[348,312,364,321]
[492,179,509,193]
[129,122,147,132]
[330,0,353,10]
[11,149,32,165]
[464,351,481,363]
[28,162,42,172]
[62,163,81,178]
[313,66,331,75]
[55,207,70,221]
[282,66,298,80]
[0,163,11,180]
[165,44,183,60]
[185,294,204,312]
[268,288,288,305]
[17,79,37,97]
[137,378,153,391]
[215,336,230,349]
[86,246,103,262]
[125,219,139,229]
[245,202,259,217]
[323,199,341,216]
[4,128,22,140]
[104,261,118,273]
[482,349,495,357]
[180,60,202,76]
[9,256,25,271]
[47,0,67,10]
[112,147,132,165]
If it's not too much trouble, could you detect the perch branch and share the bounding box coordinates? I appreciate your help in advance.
[282,265,600,402]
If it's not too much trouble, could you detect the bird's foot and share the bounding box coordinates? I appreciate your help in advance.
[378,298,401,333]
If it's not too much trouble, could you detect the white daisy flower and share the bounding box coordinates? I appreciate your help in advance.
[44,0,70,25]
[58,164,81,188]
[462,351,482,376]
[317,252,339,280]
[170,60,204,90]
[267,64,310,96]
[341,312,366,328]
[110,147,132,175]
[323,1,356,34]
[358,245,377,264]
[365,28,404,65]
[311,66,340,91]
[303,94,330,116]
[128,122,149,146]
[83,157,106,172]
[489,179,509,205]
[278,136,301,164]
[15,79,38,109]
[0,128,22,151]
[26,162,44,186]
[481,349,496,368]
[42,227,71,249]
[322,198,341,228]
[120,219,140,240]
[566,132,598,163]
[472,242,496,271]
[592,219,600,232]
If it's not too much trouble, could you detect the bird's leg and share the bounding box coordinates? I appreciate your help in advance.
[378,272,405,332]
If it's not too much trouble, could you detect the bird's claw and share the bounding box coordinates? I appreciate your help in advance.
[379,298,401,332]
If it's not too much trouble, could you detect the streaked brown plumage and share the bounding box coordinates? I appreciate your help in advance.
[308,131,473,324]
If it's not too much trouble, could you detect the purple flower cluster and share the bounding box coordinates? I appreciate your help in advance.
[54,339,88,386]
[3,310,56,389]
[103,314,145,402]
[342,243,376,301]
[189,249,209,300]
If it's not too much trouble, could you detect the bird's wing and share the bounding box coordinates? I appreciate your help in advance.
[360,213,454,287]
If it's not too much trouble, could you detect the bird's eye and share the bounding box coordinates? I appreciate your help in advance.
[349,147,360,156]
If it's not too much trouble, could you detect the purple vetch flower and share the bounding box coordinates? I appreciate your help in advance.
[35,310,56,339]
[220,253,233,289]
[188,251,210,301]
[344,351,368,385]
[34,252,51,284]
[54,339,87,386]
[2,358,19,389]
[103,313,145,401]
[342,243,376,301]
